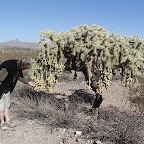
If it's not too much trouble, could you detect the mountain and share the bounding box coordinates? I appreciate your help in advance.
[0,39,40,49]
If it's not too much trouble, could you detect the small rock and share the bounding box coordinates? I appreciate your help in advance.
[74,131,82,138]
[74,131,82,136]
[95,140,104,144]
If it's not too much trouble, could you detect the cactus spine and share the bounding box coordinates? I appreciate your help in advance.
[31,25,144,93]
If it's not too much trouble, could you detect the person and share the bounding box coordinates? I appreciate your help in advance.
[0,57,35,130]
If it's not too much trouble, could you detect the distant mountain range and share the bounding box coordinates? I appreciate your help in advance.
[0,39,40,49]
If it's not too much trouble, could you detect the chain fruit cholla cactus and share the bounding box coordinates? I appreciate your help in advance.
[31,24,144,94]
[31,31,65,92]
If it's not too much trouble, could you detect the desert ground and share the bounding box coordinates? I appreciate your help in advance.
[0,71,144,144]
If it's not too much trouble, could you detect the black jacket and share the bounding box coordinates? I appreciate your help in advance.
[0,59,23,97]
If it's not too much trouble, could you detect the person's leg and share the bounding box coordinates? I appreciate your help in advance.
[0,94,5,125]
[4,92,16,128]
[0,95,9,130]
[0,112,5,125]
[4,91,11,122]
[4,109,10,122]
[0,111,8,131]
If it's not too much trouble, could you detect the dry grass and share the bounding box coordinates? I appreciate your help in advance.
[87,106,144,144]
[129,78,144,110]
[0,49,38,64]
[12,87,94,128]
[11,86,144,144]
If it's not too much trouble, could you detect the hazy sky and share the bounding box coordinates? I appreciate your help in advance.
[0,0,144,42]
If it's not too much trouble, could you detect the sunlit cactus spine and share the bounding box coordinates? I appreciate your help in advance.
[30,24,144,94]
[31,32,65,92]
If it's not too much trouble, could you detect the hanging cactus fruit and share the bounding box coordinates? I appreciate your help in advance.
[30,24,144,93]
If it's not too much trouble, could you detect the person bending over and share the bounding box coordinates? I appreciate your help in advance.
[0,57,35,130]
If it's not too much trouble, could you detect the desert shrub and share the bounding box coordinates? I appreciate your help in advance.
[84,106,144,144]
[12,87,144,144]
[129,76,144,110]
[12,86,95,129]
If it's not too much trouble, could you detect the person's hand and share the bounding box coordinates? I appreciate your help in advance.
[28,81,36,87]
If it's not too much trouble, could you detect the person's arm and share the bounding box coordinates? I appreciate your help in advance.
[0,68,8,85]
[18,77,29,84]
[18,77,35,87]
[18,68,35,87]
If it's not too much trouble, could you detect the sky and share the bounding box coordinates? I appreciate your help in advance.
[0,0,144,43]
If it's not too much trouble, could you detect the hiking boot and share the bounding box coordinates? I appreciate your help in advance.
[0,123,9,131]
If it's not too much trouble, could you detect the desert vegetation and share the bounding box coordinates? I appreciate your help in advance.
[29,24,144,116]
[129,76,144,110]
[11,75,144,144]
[0,48,38,64]
[0,24,144,143]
